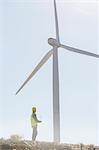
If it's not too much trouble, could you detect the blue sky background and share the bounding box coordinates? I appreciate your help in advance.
[0,0,99,145]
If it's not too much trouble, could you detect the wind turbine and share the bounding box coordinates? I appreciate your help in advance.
[16,0,99,143]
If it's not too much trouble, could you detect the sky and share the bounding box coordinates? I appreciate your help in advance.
[0,0,99,145]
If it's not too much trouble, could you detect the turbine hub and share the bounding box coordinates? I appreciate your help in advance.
[48,38,60,47]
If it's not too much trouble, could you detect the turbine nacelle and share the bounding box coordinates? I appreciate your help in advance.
[48,38,60,47]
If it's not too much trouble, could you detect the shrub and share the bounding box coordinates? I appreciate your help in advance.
[10,134,22,142]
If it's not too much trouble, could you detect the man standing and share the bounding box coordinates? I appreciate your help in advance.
[31,107,42,141]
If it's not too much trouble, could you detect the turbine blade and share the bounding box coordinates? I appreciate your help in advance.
[54,0,60,43]
[60,44,99,58]
[16,49,53,95]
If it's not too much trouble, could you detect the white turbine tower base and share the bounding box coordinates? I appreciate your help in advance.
[53,46,60,142]
[16,0,99,143]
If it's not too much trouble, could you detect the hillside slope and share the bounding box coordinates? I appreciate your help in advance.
[0,140,99,150]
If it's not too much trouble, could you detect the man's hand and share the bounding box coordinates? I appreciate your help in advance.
[38,120,42,123]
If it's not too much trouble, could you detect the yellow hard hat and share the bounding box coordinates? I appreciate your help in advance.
[32,107,36,112]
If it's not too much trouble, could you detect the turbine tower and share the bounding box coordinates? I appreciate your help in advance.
[53,0,60,143]
[16,0,99,143]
